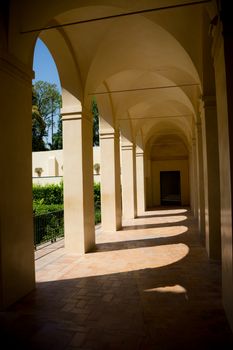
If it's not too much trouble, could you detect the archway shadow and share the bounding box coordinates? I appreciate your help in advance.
[138,207,189,218]
[121,219,188,231]
[1,240,232,350]
[93,230,188,253]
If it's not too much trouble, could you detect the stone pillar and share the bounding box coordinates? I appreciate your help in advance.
[62,109,95,254]
[145,156,153,208]
[136,150,145,216]
[48,156,58,176]
[195,122,205,241]
[200,96,221,260]
[190,137,198,218]
[121,143,137,219]
[212,6,233,330]
[0,56,35,309]
[100,129,122,231]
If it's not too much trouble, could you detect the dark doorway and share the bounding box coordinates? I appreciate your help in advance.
[160,171,181,206]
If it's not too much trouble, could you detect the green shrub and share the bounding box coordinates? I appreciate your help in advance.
[95,208,101,224]
[94,182,101,210]
[33,182,63,205]
[33,201,63,215]
[33,181,101,222]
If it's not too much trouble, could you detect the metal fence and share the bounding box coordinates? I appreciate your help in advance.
[33,210,64,248]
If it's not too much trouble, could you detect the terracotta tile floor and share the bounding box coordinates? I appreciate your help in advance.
[1,208,233,349]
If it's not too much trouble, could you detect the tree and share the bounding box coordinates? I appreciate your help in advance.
[32,83,99,150]
[50,115,63,150]
[92,99,99,146]
[32,87,47,151]
[33,81,61,148]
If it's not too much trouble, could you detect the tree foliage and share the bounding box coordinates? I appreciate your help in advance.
[50,115,63,150]
[33,81,61,148]
[32,87,47,151]
[92,99,99,146]
[32,81,100,150]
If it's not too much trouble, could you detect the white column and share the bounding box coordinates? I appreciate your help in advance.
[145,156,153,208]
[62,110,95,254]
[0,57,35,309]
[100,130,122,231]
[201,96,221,259]
[136,150,145,216]
[195,122,205,240]
[121,143,137,219]
[190,137,198,218]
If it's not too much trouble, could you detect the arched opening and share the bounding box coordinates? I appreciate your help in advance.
[32,38,64,251]
[147,134,190,208]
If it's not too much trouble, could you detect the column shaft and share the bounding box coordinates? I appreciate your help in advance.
[195,123,205,240]
[62,112,95,254]
[212,9,233,330]
[201,98,221,259]
[100,131,122,231]
[0,58,35,309]
[136,152,145,216]
[190,138,198,217]
[121,144,137,219]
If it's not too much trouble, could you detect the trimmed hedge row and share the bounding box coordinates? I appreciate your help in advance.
[33,182,101,220]
[33,182,63,205]
[94,182,101,210]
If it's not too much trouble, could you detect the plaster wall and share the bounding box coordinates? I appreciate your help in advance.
[32,147,101,184]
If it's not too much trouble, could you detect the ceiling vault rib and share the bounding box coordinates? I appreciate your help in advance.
[118,114,192,120]
[89,83,199,95]
[20,0,210,34]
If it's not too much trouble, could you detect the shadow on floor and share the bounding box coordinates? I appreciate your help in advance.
[1,208,232,349]
[1,239,233,349]
[93,231,188,253]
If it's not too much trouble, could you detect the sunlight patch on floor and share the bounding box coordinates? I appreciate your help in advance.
[145,284,187,294]
[123,215,187,227]
[142,209,188,216]
[36,243,190,282]
[96,225,188,244]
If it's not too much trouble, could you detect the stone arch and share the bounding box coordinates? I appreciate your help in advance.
[146,130,190,208]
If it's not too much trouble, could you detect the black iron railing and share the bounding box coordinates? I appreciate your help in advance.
[33,210,64,248]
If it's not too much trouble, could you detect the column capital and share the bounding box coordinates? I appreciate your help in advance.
[136,151,144,157]
[61,110,82,122]
[0,51,33,86]
[61,109,92,124]
[100,129,119,140]
[121,144,135,151]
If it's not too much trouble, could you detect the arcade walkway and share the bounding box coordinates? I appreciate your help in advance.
[1,209,233,349]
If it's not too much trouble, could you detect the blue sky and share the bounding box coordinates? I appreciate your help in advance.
[33,38,61,144]
[33,38,61,91]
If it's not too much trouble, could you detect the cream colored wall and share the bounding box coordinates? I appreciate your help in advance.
[33,177,63,185]
[32,147,101,184]
[32,150,63,177]
[151,160,190,207]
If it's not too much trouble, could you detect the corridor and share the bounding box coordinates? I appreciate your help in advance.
[1,208,233,349]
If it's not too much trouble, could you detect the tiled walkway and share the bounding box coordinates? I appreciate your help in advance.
[1,208,233,349]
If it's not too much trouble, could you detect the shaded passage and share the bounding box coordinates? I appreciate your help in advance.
[0,209,232,349]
